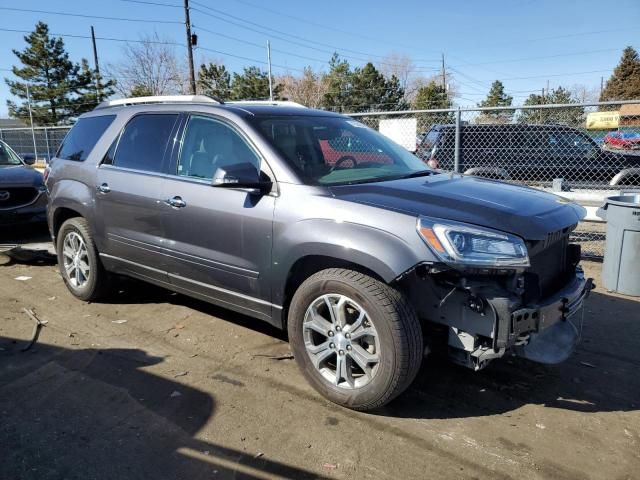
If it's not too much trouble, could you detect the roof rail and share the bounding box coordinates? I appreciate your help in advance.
[94,95,223,110]
[226,100,307,108]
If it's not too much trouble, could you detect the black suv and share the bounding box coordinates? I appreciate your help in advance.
[417,123,640,187]
[46,97,593,411]
[0,139,47,226]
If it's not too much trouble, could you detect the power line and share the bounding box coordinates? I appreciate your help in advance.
[190,1,440,69]
[0,27,186,46]
[503,69,612,81]
[193,25,328,64]
[0,27,304,74]
[453,48,620,67]
[0,6,183,24]
[120,0,182,7]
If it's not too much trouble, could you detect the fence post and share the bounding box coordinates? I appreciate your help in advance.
[454,106,461,173]
[0,128,3,142]
[44,127,51,161]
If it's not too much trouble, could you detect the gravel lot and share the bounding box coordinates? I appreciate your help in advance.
[1,245,639,479]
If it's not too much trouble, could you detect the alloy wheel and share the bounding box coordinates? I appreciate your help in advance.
[303,294,380,389]
[62,231,90,288]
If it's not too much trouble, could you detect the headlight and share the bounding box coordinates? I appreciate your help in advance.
[417,217,530,268]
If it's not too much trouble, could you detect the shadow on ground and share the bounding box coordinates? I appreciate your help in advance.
[76,272,640,422]
[0,338,326,480]
[3,250,639,425]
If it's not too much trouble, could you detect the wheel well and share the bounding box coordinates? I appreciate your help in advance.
[53,207,83,240]
[282,255,384,324]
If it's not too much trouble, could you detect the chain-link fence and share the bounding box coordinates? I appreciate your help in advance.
[349,100,640,259]
[2,100,639,258]
[0,125,70,162]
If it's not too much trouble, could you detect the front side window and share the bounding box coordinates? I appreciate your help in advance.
[0,141,22,166]
[57,115,116,161]
[547,130,597,154]
[249,115,429,186]
[112,114,178,173]
[177,115,261,180]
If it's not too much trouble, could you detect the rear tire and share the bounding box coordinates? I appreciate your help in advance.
[56,217,110,301]
[288,268,423,411]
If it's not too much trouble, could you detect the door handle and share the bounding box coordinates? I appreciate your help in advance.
[97,183,110,194]
[164,196,187,208]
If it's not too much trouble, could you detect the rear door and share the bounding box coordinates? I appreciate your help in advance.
[95,113,180,282]
[160,114,276,320]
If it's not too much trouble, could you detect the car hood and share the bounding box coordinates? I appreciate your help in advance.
[0,164,44,186]
[329,174,586,241]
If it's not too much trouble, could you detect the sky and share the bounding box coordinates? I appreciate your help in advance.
[0,0,638,117]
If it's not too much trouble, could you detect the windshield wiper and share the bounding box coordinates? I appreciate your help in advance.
[397,170,434,179]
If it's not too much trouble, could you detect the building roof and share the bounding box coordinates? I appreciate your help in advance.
[0,118,27,128]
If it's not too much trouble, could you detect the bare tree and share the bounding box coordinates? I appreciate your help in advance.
[378,52,415,93]
[106,32,186,97]
[278,67,329,108]
[570,84,600,103]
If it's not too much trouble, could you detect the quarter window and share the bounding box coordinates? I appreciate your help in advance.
[57,115,116,161]
[177,116,261,180]
[112,114,178,173]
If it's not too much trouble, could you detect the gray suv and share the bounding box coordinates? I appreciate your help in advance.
[46,96,593,411]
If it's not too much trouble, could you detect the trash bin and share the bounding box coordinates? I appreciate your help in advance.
[597,192,640,296]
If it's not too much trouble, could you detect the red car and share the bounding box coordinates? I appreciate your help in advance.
[604,131,640,150]
[319,134,392,167]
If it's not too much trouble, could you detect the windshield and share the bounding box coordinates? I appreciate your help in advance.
[0,141,23,166]
[249,115,430,185]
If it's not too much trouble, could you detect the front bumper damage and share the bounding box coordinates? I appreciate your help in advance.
[508,270,592,364]
[403,265,594,370]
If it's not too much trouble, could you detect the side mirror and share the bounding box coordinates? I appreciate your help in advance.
[212,162,272,195]
[22,154,36,165]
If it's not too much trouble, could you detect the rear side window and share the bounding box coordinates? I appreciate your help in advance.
[57,115,116,161]
[112,114,178,173]
[424,129,439,147]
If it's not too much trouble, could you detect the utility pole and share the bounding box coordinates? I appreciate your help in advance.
[600,76,604,97]
[441,53,447,103]
[26,83,38,160]
[546,79,550,99]
[90,26,101,101]
[184,0,196,95]
[267,41,273,101]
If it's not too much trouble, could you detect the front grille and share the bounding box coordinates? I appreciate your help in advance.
[527,232,575,299]
[0,187,38,209]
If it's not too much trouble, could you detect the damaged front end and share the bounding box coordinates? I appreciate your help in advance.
[401,217,594,371]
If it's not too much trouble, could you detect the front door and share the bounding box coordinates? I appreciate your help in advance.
[95,113,180,282]
[160,114,276,320]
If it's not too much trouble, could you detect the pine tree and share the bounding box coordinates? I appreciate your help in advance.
[322,53,352,112]
[197,63,231,100]
[519,86,584,125]
[349,63,407,112]
[5,22,114,125]
[600,46,640,102]
[478,80,513,123]
[73,59,116,115]
[412,81,454,127]
[229,66,282,100]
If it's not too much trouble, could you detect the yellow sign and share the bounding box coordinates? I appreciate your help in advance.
[586,111,620,130]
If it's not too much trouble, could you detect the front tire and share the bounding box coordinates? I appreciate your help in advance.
[288,268,423,411]
[56,217,109,301]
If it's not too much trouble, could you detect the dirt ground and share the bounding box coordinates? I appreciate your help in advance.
[1,240,639,479]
